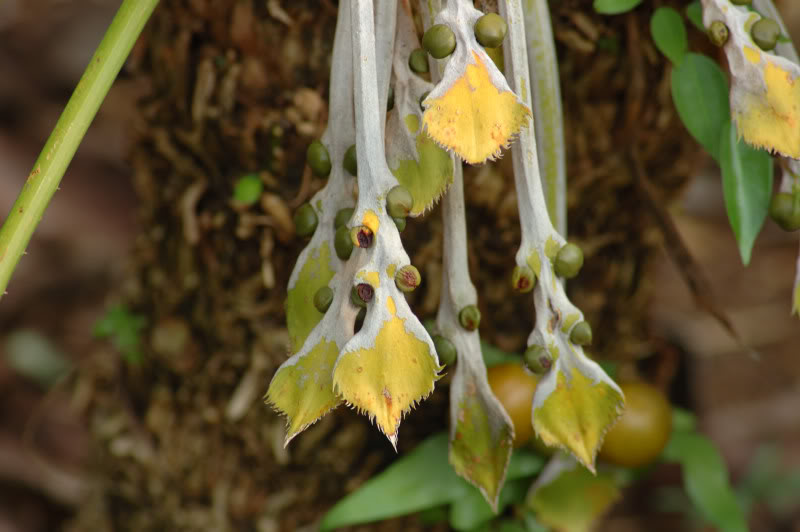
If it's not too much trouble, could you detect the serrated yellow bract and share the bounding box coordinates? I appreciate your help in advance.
[267,338,341,443]
[734,60,800,159]
[332,296,440,444]
[423,52,531,164]
[533,368,624,472]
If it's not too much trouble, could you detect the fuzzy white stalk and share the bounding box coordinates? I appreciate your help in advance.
[285,0,357,331]
[500,0,622,470]
[523,0,567,236]
[418,0,515,508]
[373,0,397,137]
[331,0,439,449]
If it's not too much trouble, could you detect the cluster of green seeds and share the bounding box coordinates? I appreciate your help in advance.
[297,138,425,330]
[707,0,782,52]
[409,12,508,81]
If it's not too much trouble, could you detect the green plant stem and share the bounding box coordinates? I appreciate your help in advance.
[0,0,159,299]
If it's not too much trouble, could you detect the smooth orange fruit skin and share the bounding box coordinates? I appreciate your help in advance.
[599,381,672,468]
[487,363,538,448]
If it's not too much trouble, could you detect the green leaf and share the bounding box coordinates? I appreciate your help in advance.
[719,120,774,265]
[480,341,521,367]
[651,7,688,65]
[671,407,697,433]
[686,1,704,31]
[662,431,748,532]
[449,478,529,531]
[320,433,468,530]
[671,53,730,161]
[93,304,146,364]
[593,0,643,15]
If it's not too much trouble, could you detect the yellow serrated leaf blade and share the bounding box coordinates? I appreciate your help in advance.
[286,242,336,353]
[734,60,800,158]
[332,296,440,442]
[533,367,624,471]
[266,338,341,442]
[423,52,531,164]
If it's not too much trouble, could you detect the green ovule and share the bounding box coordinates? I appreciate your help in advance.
[307,140,332,177]
[343,144,357,176]
[408,48,430,74]
[422,24,457,59]
[474,13,507,48]
[286,242,336,353]
[432,335,457,366]
[708,21,729,47]
[570,321,593,346]
[751,18,780,51]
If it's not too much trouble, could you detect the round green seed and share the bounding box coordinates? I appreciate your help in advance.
[524,345,553,375]
[474,13,507,49]
[554,243,584,279]
[392,216,407,232]
[395,265,421,292]
[708,21,729,47]
[313,286,334,313]
[511,265,536,293]
[751,18,780,51]
[293,203,318,238]
[386,185,413,218]
[306,140,332,177]
[343,144,357,176]
[570,321,593,346]
[408,48,430,74]
[432,335,457,366]
[769,192,800,231]
[335,224,354,260]
[334,207,354,229]
[458,305,481,331]
[422,24,456,59]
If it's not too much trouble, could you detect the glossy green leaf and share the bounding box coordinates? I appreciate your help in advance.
[481,341,521,367]
[593,0,643,15]
[671,53,730,161]
[320,432,544,531]
[651,7,688,65]
[686,1,704,31]
[719,120,774,265]
[320,433,468,530]
[662,431,748,532]
[449,479,529,531]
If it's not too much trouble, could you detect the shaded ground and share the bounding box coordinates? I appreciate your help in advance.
[0,0,799,531]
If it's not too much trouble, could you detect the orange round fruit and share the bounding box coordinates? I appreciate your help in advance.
[599,381,672,468]
[487,363,538,448]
